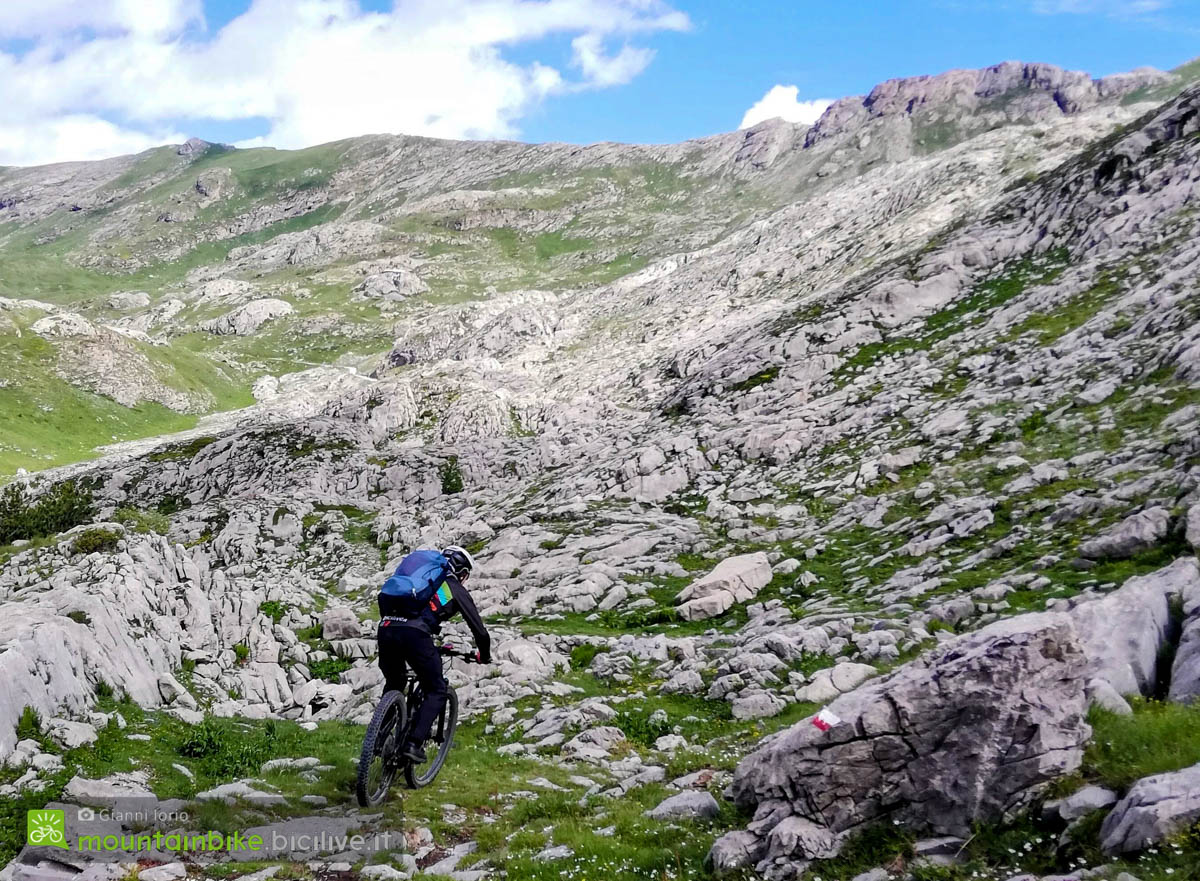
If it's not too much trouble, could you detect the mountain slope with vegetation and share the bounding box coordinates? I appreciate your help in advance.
[1,57,1200,881]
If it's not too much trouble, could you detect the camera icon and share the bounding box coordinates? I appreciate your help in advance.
[76,808,95,822]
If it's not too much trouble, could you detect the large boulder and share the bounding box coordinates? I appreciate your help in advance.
[1100,763,1200,854]
[1072,557,1199,697]
[1078,507,1171,560]
[675,553,772,621]
[1168,558,1200,703]
[200,299,293,336]
[352,270,428,302]
[709,613,1091,877]
[320,607,362,640]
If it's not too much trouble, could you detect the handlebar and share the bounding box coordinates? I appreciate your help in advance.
[438,644,481,663]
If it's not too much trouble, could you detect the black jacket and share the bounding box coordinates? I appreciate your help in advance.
[378,572,491,663]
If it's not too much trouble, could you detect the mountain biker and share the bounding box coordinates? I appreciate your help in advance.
[376,545,491,764]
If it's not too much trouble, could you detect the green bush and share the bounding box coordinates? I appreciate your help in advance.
[0,480,94,545]
[233,643,250,664]
[569,643,607,671]
[439,457,464,494]
[259,601,290,623]
[113,506,170,535]
[72,528,121,556]
[308,657,352,683]
[156,494,190,516]
[15,706,41,741]
[66,610,91,625]
[614,709,671,747]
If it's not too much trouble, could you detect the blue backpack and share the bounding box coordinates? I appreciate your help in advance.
[381,549,449,609]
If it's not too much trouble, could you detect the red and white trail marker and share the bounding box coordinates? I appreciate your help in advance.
[811,708,841,732]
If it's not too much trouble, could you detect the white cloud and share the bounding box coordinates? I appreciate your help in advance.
[0,0,202,38]
[0,0,689,166]
[1031,0,1167,14]
[739,85,831,130]
[0,115,186,167]
[571,33,655,88]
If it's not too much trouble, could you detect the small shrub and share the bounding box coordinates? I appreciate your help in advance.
[15,707,41,741]
[94,681,114,700]
[539,538,563,551]
[614,709,671,747]
[233,643,251,664]
[178,718,287,778]
[259,601,289,623]
[1019,409,1047,442]
[0,480,94,545]
[308,657,352,683]
[569,643,607,671]
[156,494,190,516]
[72,528,121,556]
[439,457,464,494]
[66,610,91,626]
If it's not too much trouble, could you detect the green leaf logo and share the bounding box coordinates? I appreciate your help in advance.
[26,810,67,849]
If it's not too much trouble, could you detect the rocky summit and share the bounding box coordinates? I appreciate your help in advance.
[2,56,1200,881]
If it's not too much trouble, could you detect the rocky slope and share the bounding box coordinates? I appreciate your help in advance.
[1,57,1200,881]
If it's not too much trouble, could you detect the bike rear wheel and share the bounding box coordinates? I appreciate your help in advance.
[404,687,458,789]
[356,689,406,807]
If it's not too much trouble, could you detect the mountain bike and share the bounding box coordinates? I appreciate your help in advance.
[355,643,476,806]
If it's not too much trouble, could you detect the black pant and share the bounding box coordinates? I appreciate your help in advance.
[377,622,448,749]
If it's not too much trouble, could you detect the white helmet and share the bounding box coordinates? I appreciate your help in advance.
[442,545,475,578]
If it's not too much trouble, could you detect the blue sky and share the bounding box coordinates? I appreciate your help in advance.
[0,0,1197,165]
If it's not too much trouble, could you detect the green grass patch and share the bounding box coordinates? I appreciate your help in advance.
[533,231,593,260]
[113,506,170,535]
[1085,699,1200,791]
[1002,271,1123,345]
[730,365,780,393]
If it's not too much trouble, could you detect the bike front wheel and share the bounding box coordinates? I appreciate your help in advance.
[404,687,458,789]
[356,689,406,807]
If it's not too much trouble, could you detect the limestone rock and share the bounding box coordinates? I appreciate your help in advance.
[646,790,720,820]
[676,553,772,621]
[1100,763,1200,854]
[353,270,429,302]
[1079,507,1172,560]
[1072,558,1199,697]
[320,608,362,641]
[1168,558,1200,704]
[713,613,1091,872]
[201,299,294,336]
[1186,504,1200,550]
